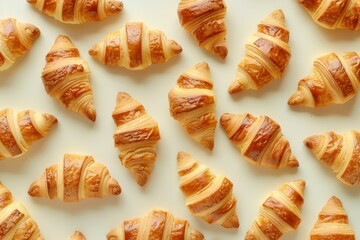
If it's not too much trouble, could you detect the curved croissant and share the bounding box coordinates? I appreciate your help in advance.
[0,108,57,160]
[69,231,86,240]
[89,22,182,70]
[0,18,40,71]
[168,62,217,151]
[177,0,228,59]
[27,0,123,24]
[299,0,360,30]
[107,209,204,240]
[177,151,239,228]
[0,182,43,239]
[310,196,355,240]
[220,113,299,168]
[245,180,306,240]
[28,153,121,202]
[228,9,291,94]
[288,52,360,107]
[42,35,96,121]
[112,92,160,186]
[304,130,360,186]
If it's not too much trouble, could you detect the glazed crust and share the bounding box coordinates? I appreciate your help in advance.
[177,151,239,229]
[228,9,291,94]
[220,113,299,169]
[27,153,121,202]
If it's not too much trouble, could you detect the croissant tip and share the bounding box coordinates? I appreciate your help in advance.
[190,229,205,240]
[24,23,41,40]
[213,42,228,60]
[104,0,124,16]
[28,181,41,197]
[109,178,121,195]
[303,135,319,150]
[268,9,285,22]
[27,0,36,4]
[228,80,245,94]
[43,113,58,126]
[288,91,305,106]
[194,61,210,71]
[288,155,299,168]
[221,215,240,228]
[84,106,97,122]
[88,44,99,58]
[170,40,183,54]
[293,179,306,191]
[70,231,86,240]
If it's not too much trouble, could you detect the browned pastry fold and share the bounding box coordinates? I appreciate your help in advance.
[168,62,217,151]
[310,196,355,240]
[245,180,306,240]
[304,130,360,186]
[69,231,86,240]
[28,153,121,202]
[27,0,123,24]
[42,35,96,121]
[220,113,299,168]
[177,0,228,59]
[0,108,57,160]
[0,18,40,71]
[112,92,160,186]
[299,0,360,30]
[228,9,291,94]
[107,209,204,240]
[177,151,239,228]
[288,52,360,107]
[89,22,182,70]
[0,182,43,239]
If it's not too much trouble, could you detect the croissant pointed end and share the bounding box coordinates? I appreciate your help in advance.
[200,137,215,151]
[27,0,36,4]
[220,113,232,127]
[43,113,58,127]
[268,9,285,21]
[303,135,320,150]
[288,91,305,106]
[221,215,240,228]
[70,231,86,240]
[84,105,97,122]
[88,44,99,58]
[104,0,123,16]
[228,80,245,94]
[24,23,40,40]
[108,178,121,195]
[177,151,191,165]
[244,230,256,240]
[293,179,306,192]
[189,228,205,240]
[28,180,41,197]
[169,40,183,55]
[194,61,210,71]
[213,42,228,60]
[288,155,299,168]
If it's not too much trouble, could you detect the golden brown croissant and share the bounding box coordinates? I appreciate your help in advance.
[310,196,355,240]
[0,18,40,71]
[177,0,228,59]
[28,153,121,202]
[0,182,43,239]
[69,231,86,240]
[245,180,306,240]
[27,0,123,24]
[112,92,160,186]
[88,22,182,70]
[107,209,204,240]
[168,62,217,151]
[0,108,57,160]
[304,130,360,186]
[42,35,96,121]
[288,52,360,107]
[299,0,360,30]
[228,9,291,94]
[177,151,239,228]
[220,113,299,168]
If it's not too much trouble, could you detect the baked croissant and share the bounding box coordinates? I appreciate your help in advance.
[0,182,43,239]
[107,209,204,240]
[168,62,217,151]
[304,130,360,186]
[0,18,40,71]
[299,0,360,30]
[245,180,306,240]
[28,153,121,202]
[220,113,299,168]
[177,0,228,59]
[177,151,239,228]
[0,108,57,160]
[89,22,182,70]
[69,231,86,240]
[112,92,160,186]
[42,35,96,121]
[27,0,123,24]
[228,9,291,94]
[288,52,360,107]
[310,196,355,240]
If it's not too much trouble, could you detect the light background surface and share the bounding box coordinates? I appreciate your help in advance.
[1,0,360,239]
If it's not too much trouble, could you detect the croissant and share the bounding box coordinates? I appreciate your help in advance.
[310,196,355,240]
[177,151,239,228]
[107,209,204,240]
[245,180,306,240]
[288,52,360,107]
[168,62,217,151]
[27,0,123,24]
[304,130,360,186]
[299,0,360,30]
[228,9,291,94]
[112,92,160,186]
[177,0,228,59]
[42,35,96,121]
[69,231,86,240]
[0,182,43,239]
[28,153,121,202]
[0,108,57,160]
[88,22,182,70]
[0,18,40,71]
[220,113,299,168]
